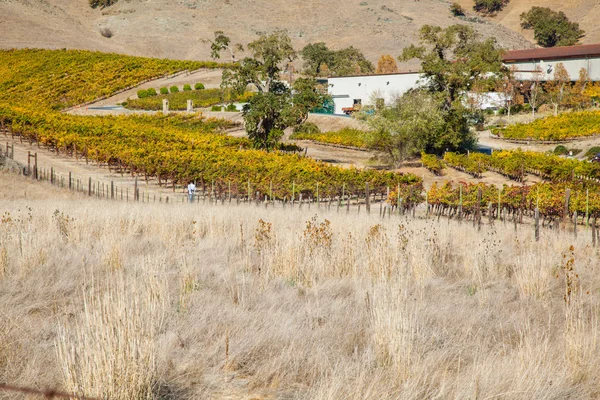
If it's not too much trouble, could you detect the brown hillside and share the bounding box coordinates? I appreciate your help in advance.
[0,0,533,65]
[455,0,600,46]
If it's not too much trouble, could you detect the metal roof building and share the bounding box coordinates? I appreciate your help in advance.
[503,44,600,81]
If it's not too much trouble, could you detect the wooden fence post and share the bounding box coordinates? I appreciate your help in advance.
[534,207,540,242]
[365,183,370,214]
[88,177,92,196]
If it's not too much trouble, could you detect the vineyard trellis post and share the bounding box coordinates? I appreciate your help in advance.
[458,184,463,221]
[564,189,571,223]
[365,183,370,214]
[585,188,589,227]
[88,177,92,197]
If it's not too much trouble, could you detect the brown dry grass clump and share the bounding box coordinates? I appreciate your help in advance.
[0,175,599,398]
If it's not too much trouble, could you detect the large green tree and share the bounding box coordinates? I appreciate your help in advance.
[520,7,584,47]
[300,42,334,76]
[212,31,328,150]
[300,43,374,77]
[398,25,505,153]
[361,90,446,167]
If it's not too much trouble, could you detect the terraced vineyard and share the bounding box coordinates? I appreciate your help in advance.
[491,111,600,141]
[0,49,423,201]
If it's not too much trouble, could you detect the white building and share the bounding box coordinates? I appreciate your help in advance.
[326,43,600,115]
[503,44,600,81]
[328,72,422,115]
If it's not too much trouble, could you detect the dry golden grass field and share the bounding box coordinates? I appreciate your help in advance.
[1,170,599,399]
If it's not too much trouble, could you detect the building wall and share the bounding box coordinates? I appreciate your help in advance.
[328,73,422,114]
[507,57,600,81]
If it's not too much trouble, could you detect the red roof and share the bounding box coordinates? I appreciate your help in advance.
[503,44,600,62]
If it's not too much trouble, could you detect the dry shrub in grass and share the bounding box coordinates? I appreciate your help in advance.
[56,272,165,399]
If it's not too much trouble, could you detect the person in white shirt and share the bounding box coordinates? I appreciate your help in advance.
[187,181,196,203]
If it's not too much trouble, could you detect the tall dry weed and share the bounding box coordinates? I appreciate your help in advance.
[56,273,165,399]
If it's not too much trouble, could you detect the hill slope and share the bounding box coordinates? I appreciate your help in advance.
[0,0,533,65]
[455,0,600,46]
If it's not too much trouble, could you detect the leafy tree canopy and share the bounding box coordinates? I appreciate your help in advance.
[359,90,470,166]
[300,43,374,77]
[376,55,399,74]
[300,42,333,76]
[211,31,328,150]
[520,7,584,47]
[400,24,505,110]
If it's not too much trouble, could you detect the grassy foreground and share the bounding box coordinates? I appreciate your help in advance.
[1,174,599,399]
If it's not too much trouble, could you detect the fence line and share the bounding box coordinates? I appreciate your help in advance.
[2,132,598,247]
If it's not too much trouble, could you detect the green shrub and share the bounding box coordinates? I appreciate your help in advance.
[183,84,192,91]
[585,146,600,159]
[89,0,118,8]
[450,2,465,16]
[146,88,157,97]
[225,104,238,112]
[293,122,321,135]
[137,89,148,99]
[554,145,568,155]
[474,0,506,14]
[160,87,169,95]
[170,86,179,93]
[211,105,222,112]
[195,83,205,90]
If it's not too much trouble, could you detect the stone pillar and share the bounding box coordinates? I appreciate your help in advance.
[162,99,169,115]
[187,99,193,113]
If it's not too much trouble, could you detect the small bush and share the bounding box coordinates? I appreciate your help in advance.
[585,146,600,158]
[89,0,118,9]
[146,88,157,97]
[137,89,148,99]
[225,104,238,112]
[474,0,507,14]
[195,83,205,90]
[99,27,114,38]
[170,86,179,93]
[293,122,321,135]
[554,145,568,155]
[183,84,192,91]
[211,105,222,112]
[450,2,465,16]
[160,87,169,95]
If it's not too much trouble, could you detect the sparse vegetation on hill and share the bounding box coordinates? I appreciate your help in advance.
[520,7,585,47]
[473,0,508,15]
